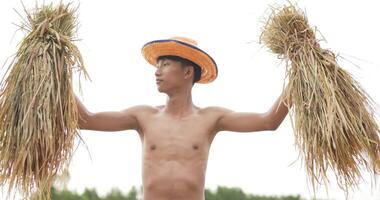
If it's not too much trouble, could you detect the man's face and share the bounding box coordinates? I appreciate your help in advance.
[155,58,188,93]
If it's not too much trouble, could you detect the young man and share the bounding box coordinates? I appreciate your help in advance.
[76,37,291,200]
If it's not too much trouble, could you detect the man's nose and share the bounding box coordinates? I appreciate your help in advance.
[155,68,161,77]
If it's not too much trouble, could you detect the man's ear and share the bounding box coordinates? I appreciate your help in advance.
[184,66,193,79]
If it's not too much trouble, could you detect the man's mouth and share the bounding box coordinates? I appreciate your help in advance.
[156,79,163,84]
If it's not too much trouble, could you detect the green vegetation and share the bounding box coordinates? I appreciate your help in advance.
[205,186,301,200]
[50,186,303,200]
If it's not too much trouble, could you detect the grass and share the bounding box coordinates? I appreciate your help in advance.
[260,2,380,197]
[0,2,89,199]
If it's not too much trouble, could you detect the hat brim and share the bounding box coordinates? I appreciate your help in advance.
[142,39,218,84]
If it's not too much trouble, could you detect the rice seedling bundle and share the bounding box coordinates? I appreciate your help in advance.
[260,3,380,195]
[0,3,88,199]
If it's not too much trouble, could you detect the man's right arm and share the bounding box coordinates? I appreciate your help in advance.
[75,96,140,131]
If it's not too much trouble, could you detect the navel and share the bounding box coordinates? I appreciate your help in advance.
[150,144,156,150]
[192,144,199,150]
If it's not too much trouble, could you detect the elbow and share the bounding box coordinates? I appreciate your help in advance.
[267,125,278,131]
[263,113,278,131]
[78,110,93,130]
[266,121,279,131]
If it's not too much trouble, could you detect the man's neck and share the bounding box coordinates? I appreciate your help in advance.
[164,89,195,118]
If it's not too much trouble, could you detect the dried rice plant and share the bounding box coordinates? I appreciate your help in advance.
[0,3,89,199]
[260,3,380,195]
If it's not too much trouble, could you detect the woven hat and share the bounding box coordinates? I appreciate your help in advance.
[141,36,218,84]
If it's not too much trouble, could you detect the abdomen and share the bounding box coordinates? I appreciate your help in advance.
[142,159,207,200]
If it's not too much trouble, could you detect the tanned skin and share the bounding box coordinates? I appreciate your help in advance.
[76,58,291,200]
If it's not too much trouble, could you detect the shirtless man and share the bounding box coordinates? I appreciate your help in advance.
[75,37,291,200]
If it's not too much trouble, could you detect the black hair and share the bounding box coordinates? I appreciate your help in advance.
[157,55,202,84]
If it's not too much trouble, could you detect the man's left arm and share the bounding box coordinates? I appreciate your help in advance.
[214,89,292,133]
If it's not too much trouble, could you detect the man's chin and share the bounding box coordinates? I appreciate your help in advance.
[157,87,165,93]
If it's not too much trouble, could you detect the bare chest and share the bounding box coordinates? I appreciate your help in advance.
[138,113,216,160]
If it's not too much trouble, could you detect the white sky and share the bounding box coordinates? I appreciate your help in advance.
[1,0,380,199]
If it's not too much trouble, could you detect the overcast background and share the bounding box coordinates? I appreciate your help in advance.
[1,0,380,199]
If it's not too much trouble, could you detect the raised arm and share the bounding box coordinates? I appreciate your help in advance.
[75,95,141,131]
[214,89,292,133]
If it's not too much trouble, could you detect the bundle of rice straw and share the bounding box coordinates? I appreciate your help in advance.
[0,3,89,199]
[260,3,380,195]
